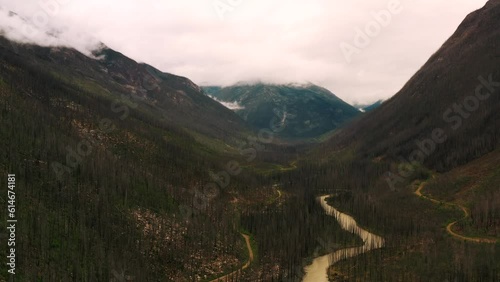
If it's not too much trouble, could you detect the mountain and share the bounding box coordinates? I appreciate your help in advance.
[326,0,500,172]
[1,1,499,280]
[0,5,251,144]
[0,35,272,281]
[354,100,384,112]
[300,1,500,279]
[201,85,223,96]
[93,47,250,141]
[203,83,360,139]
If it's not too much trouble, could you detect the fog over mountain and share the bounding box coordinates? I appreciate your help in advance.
[0,1,499,281]
[0,0,487,104]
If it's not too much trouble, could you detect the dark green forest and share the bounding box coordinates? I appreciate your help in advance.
[0,0,500,281]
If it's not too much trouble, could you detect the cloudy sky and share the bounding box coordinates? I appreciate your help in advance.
[0,0,489,104]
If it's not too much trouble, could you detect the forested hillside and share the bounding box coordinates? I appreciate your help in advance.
[0,0,499,281]
[0,36,293,281]
[288,1,500,280]
[204,83,360,139]
[325,0,500,172]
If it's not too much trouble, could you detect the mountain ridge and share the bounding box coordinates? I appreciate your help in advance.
[323,0,500,171]
[204,83,360,139]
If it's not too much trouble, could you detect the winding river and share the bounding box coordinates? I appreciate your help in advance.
[302,195,385,282]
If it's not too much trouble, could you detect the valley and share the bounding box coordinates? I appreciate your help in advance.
[0,0,499,281]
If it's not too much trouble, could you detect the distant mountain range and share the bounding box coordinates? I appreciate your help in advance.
[203,83,360,139]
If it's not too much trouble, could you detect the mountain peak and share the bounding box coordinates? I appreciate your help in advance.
[204,83,360,139]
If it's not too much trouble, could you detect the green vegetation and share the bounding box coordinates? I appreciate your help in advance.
[0,0,499,280]
[203,83,360,139]
[0,37,263,281]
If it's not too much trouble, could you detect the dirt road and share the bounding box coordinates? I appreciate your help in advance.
[415,182,497,244]
[210,233,254,282]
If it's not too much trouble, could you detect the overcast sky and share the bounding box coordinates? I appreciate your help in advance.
[0,0,489,104]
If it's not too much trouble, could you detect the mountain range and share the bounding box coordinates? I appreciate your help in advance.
[0,1,499,281]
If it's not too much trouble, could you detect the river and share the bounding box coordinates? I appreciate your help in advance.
[302,195,385,282]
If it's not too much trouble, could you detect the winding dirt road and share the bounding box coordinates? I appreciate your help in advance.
[415,182,498,244]
[210,233,254,282]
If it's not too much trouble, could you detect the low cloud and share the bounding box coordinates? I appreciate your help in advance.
[0,0,488,103]
[208,96,245,110]
[0,4,100,56]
